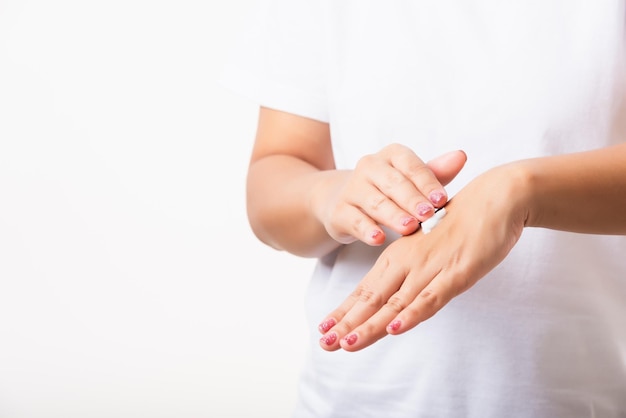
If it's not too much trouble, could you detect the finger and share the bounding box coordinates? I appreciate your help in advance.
[356,179,425,231]
[371,165,437,221]
[426,150,468,187]
[377,144,448,214]
[338,168,423,236]
[327,201,387,246]
[318,260,407,351]
[354,153,435,225]
[338,309,394,351]
[386,268,469,336]
[361,161,436,223]
[338,266,440,351]
[319,282,394,351]
[384,144,449,208]
[335,181,420,242]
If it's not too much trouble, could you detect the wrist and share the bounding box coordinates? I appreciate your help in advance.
[308,170,349,229]
[486,160,536,229]
[305,169,354,253]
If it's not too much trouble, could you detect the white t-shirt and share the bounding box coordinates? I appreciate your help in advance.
[224,1,626,417]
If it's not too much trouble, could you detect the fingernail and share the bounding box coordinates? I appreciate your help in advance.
[402,216,417,227]
[429,190,446,206]
[388,320,402,332]
[343,333,358,346]
[318,318,336,334]
[417,203,433,217]
[371,230,383,240]
[320,332,337,346]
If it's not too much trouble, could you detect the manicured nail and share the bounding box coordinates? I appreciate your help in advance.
[417,203,433,217]
[388,320,402,332]
[343,333,358,346]
[320,332,337,346]
[402,216,417,227]
[429,190,446,206]
[318,318,336,334]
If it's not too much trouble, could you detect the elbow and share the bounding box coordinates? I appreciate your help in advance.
[246,205,285,252]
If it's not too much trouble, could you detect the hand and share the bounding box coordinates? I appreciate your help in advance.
[317,163,530,351]
[311,144,467,246]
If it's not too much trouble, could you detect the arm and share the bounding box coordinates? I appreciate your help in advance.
[524,142,626,234]
[247,107,467,258]
[246,107,339,257]
[317,142,626,351]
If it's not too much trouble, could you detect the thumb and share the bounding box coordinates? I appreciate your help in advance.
[426,150,467,186]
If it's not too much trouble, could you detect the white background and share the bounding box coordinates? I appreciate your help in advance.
[0,1,315,417]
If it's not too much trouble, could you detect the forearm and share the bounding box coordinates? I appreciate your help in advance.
[247,154,346,258]
[522,142,626,234]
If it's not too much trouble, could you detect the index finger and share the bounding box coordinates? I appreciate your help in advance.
[317,257,407,351]
[382,144,448,207]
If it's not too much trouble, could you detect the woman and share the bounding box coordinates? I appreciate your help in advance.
[224,0,626,416]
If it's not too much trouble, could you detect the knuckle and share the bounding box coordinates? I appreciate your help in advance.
[384,143,406,154]
[356,154,376,169]
[352,217,374,242]
[359,320,381,337]
[367,194,389,212]
[419,287,441,310]
[442,262,473,292]
[355,286,385,309]
[339,318,356,333]
[327,209,356,231]
[349,215,365,233]
[403,303,421,319]
[383,169,406,188]
[326,206,370,243]
[385,294,407,314]
[410,162,435,179]
[377,254,391,270]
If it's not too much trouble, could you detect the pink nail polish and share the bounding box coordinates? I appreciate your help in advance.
[402,216,417,227]
[344,333,358,346]
[429,191,446,206]
[318,318,336,334]
[320,332,337,346]
[417,203,433,217]
[371,230,383,240]
[388,320,402,332]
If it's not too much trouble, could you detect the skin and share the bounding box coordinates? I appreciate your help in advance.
[247,106,626,352]
[247,107,467,257]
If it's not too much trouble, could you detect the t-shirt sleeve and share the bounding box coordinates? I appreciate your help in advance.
[221,0,328,123]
